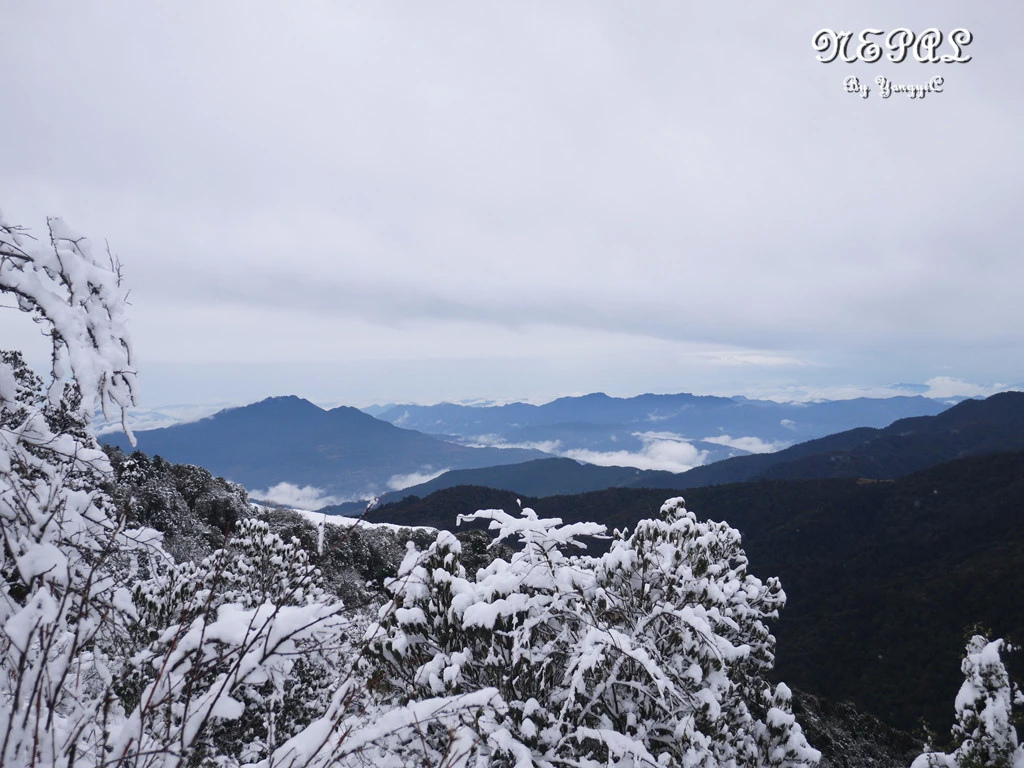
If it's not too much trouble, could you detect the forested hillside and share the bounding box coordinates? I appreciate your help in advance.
[363,391,1024,506]
[366,450,1024,732]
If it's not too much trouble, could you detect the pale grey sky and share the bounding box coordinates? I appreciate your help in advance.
[2,2,1021,408]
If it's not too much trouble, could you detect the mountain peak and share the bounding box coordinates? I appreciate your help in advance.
[237,395,324,414]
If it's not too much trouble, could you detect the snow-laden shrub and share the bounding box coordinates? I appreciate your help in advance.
[120,517,344,764]
[1,211,156,765]
[0,210,534,768]
[912,635,1024,768]
[367,498,820,767]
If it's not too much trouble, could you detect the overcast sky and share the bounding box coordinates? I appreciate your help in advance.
[3,2,1021,409]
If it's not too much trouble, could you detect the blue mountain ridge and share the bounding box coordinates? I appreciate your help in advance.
[103,395,549,499]
[358,391,1024,509]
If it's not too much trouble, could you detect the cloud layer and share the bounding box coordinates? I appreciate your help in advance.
[248,483,345,511]
[702,435,791,455]
[564,438,709,474]
[3,3,1021,407]
[386,469,450,491]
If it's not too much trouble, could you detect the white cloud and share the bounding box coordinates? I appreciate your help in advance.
[565,435,708,474]
[633,430,692,441]
[459,435,564,454]
[923,377,1010,399]
[696,351,811,368]
[462,430,708,473]
[386,468,449,491]
[751,384,933,403]
[95,402,232,435]
[455,433,506,447]
[771,377,1013,403]
[248,482,343,510]
[4,4,1022,410]
[702,435,790,454]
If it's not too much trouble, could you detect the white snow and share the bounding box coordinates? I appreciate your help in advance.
[291,507,436,533]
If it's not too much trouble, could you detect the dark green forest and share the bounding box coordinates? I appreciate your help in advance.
[367,450,1024,734]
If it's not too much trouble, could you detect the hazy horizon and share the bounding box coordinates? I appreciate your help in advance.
[94,377,1017,438]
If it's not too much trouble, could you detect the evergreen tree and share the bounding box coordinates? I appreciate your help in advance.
[123,518,342,765]
[912,635,1024,768]
[368,498,819,767]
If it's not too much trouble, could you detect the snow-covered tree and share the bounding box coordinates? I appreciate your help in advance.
[912,635,1024,768]
[0,209,521,768]
[1,210,155,766]
[121,517,343,764]
[367,498,819,767]
[586,498,817,768]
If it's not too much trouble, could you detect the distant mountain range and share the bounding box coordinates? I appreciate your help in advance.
[368,392,949,456]
[362,391,1024,507]
[662,389,1024,485]
[104,390,1000,509]
[103,396,548,502]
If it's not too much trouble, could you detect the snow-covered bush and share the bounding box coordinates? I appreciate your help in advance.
[0,210,525,768]
[367,498,820,767]
[912,635,1024,768]
[120,517,345,764]
[104,448,255,563]
[588,498,817,767]
[1,211,155,765]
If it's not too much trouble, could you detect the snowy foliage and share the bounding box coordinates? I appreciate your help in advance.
[106,448,254,563]
[1,211,153,765]
[119,517,345,765]
[912,635,1024,768]
[367,498,820,767]
[0,211,136,434]
[0,210,539,767]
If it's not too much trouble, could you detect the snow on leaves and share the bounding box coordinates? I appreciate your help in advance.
[0,212,449,768]
[912,635,1024,768]
[1,212,152,766]
[117,518,348,765]
[0,210,136,437]
[368,498,820,767]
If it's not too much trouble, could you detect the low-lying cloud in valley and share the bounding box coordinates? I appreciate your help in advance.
[702,435,791,454]
[564,434,709,474]
[386,469,450,491]
[249,482,346,510]
[923,377,1010,400]
[458,432,707,473]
